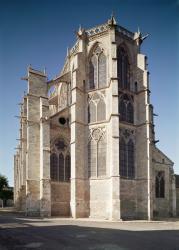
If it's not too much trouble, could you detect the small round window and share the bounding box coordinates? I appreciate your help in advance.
[59,117,66,125]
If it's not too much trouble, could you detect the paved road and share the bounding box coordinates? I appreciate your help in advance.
[0,210,179,250]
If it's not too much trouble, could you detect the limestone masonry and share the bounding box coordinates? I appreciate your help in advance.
[14,16,178,219]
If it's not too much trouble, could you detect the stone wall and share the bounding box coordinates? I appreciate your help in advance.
[51,182,70,216]
[89,179,110,219]
[152,147,174,217]
[14,19,176,220]
[176,188,179,216]
[120,179,137,219]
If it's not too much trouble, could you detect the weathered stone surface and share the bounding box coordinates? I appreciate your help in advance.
[14,18,177,220]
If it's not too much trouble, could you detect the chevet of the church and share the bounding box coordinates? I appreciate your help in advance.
[14,16,179,220]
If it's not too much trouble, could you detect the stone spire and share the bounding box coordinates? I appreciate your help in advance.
[134,27,149,46]
[76,25,86,39]
[66,47,70,58]
[108,12,117,26]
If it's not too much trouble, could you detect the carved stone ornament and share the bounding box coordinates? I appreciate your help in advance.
[89,127,106,142]
[119,128,134,139]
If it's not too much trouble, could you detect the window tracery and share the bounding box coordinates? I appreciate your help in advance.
[88,127,106,177]
[119,94,134,123]
[117,47,130,90]
[50,153,58,181]
[88,92,106,123]
[155,171,165,198]
[119,129,135,178]
[89,46,107,89]
[50,138,70,182]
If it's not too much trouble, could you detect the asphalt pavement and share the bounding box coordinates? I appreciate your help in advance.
[0,209,179,250]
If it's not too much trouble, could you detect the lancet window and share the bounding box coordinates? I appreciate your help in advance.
[155,171,165,198]
[88,128,106,177]
[88,92,106,123]
[50,138,70,182]
[117,47,130,90]
[89,46,107,89]
[119,94,134,123]
[119,137,135,178]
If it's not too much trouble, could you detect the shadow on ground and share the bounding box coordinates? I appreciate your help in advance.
[0,211,179,250]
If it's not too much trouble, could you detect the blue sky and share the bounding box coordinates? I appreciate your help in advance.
[0,0,178,186]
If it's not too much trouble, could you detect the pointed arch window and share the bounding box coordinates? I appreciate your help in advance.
[97,133,107,176]
[89,55,97,89]
[156,171,165,198]
[88,129,106,177]
[59,153,64,181]
[98,53,107,88]
[50,138,71,182]
[88,92,106,123]
[127,102,134,123]
[65,154,71,181]
[119,97,126,121]
[117,47,130,90]
[88,140,97,177]
[119,95,134,123]
[89,46,107,89]
[119,138,127,177]
[50,153,58,181]
[119,137,135,178]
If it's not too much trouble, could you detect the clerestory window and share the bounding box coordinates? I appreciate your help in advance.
[119,94,134,123]
[117,47,130,90]
[89,46,107,89]
[88,92,106,123]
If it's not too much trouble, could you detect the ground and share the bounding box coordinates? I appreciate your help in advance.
[0,208,179,250]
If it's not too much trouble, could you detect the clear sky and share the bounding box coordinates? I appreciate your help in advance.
[0,0,178,186]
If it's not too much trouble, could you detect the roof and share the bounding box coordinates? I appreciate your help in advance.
[155,146,174,165]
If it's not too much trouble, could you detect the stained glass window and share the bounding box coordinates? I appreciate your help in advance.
[119,138,127,177]
[119,138,135,179]
[127,102,134,123]
[50,153,58,181]
[117,47,130,90]
[156,171,165,198]
[50,137,71,182]
[59,153,64,181]
[127,140,135,178]
[119,98,126,121]
[119,95,134,124]
[65,154,71,181]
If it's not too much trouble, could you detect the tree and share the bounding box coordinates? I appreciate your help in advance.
[0,174,8,191]
[0,174,13,207]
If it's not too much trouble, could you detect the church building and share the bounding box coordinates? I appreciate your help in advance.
[14,16,177,220]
